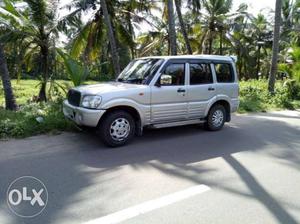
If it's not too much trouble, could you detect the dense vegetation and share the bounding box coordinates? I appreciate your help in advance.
[0,0,300,138]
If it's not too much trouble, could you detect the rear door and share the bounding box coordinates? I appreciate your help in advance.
[187,60,216,119]
[213,62,239,100]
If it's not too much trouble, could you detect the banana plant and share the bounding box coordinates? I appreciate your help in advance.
[57,49,89,87]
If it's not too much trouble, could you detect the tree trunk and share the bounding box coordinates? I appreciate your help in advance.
[208,34,213,54]
[174,0,192,54]
[167,0,177,55]
[0,44,17,110]
[256,45,262,80]
[208,20,215,54]
[101,0,121,77]
[268,0,282,93]
[219,29,223,55]
[38,45,49,102]
[126,7,135,59]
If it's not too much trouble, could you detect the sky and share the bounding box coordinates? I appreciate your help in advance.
[232,0,275,14]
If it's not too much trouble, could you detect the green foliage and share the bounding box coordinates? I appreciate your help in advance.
[57,50,89,86]
[290,46,300,82]
[283,79,300,99]
[0,99,75,139]
[239,79,300,113]
[278,63,291,76]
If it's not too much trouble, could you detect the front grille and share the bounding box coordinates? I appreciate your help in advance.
[67,89,81,107]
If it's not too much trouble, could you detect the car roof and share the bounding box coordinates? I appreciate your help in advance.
[138,54,236,62]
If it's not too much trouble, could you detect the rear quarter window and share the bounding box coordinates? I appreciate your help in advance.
[214,63,234,83]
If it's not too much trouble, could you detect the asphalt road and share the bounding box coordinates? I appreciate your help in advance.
[1,111,300,224]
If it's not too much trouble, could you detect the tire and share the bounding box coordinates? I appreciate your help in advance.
[78,126,95,132]
[98,110,135,147]
[205,104,226,131]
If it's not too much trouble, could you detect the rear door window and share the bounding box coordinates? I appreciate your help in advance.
[214,63,234,83]
[189,63,213,85]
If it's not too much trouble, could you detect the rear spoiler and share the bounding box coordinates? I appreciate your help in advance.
[230,56,237,63]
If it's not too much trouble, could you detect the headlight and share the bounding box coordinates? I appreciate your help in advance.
[81,95,102,109]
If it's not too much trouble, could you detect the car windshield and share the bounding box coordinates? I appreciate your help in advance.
[117,58,164,84]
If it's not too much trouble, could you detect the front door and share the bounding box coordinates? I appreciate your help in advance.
[150,62,188,123]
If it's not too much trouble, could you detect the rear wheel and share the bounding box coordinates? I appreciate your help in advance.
[98,110,135,147]
[205,105,226,131]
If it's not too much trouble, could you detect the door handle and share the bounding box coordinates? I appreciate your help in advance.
[177,88,186,93]
[208,87,215,91]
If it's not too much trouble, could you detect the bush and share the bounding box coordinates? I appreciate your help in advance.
[0,98,76,139]
[239,79,300,113]
[283,79,300,99]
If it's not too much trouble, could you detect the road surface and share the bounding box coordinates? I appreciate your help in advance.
[1,111,300,224]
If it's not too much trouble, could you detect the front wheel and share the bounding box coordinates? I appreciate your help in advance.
[98,111,135,147]
[205,105,226,131]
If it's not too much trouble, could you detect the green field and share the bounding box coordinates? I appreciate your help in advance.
[0,79,98,106]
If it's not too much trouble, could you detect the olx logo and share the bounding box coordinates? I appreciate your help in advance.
[7,176,48,218]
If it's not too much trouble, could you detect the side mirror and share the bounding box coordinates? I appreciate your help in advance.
[160,74,172,85]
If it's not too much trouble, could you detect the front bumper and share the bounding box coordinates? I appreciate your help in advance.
[63,100,106,127]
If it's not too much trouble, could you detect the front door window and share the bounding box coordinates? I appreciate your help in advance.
[158,63,185,86]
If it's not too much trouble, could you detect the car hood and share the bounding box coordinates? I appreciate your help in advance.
[73,82,147,95]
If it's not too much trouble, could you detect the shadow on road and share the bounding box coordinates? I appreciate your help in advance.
[0,115,300,224]
[223,154,298,224]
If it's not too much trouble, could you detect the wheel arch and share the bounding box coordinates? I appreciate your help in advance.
[207,100,231,122]
[98,105,142,135]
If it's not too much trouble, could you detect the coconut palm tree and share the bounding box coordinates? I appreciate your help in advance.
[200,0,233,54]
[0,0,60,101]
[136,16,169,56]
[268,0,283,93]
[117,0,158,59]
[0,43,17,110]
[199,0,248,55]
[281,0,300,48]
[63,0,156,76]
[63,0,122,76]
[249,14,272,79]
[101,0,121,75]
[174,0,192,54]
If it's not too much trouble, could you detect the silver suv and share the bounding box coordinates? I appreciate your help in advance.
[63,55,239,147]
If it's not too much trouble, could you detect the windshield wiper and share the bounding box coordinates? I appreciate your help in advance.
[117,77,145,84]
[126,78,145,84]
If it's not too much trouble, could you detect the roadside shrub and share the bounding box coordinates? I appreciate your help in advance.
[283,79,300,99]
[239,85,265,112]
[0,98,76,139]
[270,87,293,110]
[239,79,299,113]
[290,46,300,83]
